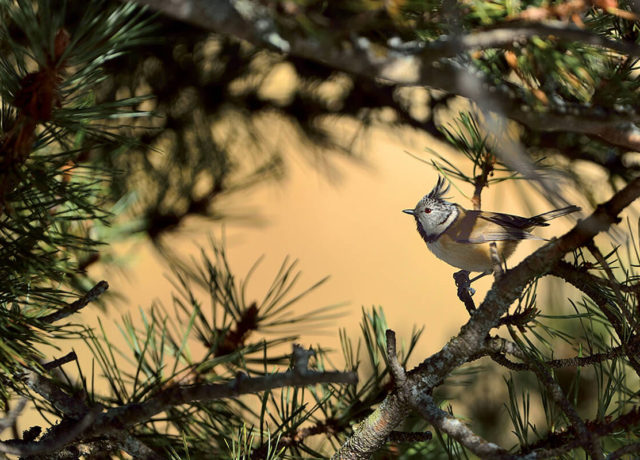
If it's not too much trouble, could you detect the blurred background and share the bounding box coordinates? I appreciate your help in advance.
[83,17,588,361]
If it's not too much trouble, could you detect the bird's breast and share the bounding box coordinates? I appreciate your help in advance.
[427,234,519,272]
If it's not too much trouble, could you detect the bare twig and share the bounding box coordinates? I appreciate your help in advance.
[40,281,109,324]
[386,330,406,387]
[42,351,78,371]
[471,153,495,210]
[474,335,640,370]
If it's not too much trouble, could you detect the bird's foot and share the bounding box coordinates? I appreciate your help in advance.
[453,270,476,313]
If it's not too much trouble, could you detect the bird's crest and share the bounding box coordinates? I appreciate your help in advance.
[427,176,450,200]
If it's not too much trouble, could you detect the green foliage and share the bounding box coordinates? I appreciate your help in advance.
[0,0,151,381]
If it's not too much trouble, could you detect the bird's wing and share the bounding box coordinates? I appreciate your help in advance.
[479,211,547,229]
[460,230,546,243]
[451,210,547,243]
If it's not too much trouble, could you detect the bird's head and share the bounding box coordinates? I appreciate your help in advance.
[403,176,458,242]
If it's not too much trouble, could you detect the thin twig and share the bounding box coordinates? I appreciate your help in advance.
[410,391,512,459]
[474,335,640,370]
[40,281,109,324]
[42,351,78,371]
[471,153,494,210]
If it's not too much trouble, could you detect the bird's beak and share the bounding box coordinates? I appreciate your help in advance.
[402,209,414,215]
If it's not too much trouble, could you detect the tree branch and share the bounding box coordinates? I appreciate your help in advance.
[0,406,100,456]
[523,356,603,459]
[84,345,356,438]
[40,280,109,324]
[453,270,477,314]
[410,391,512,459]
[518,406,640,457]
[475,335,640,370]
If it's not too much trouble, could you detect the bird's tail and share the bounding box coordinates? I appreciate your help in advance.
[532,205,581,225]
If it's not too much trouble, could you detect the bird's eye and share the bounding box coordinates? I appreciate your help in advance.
[424,208,431,214]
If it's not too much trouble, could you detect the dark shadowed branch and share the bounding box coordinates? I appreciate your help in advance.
[132,0,640,152]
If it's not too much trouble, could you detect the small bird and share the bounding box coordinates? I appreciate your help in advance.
[403,176,580,274]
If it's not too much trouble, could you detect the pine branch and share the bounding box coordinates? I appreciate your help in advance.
[549,261,640,376]
[525,357,603,459]
[518,407,640,457]
[0,407,100,457]
[82,345,356,440]
[410,392,512,459]
[475,336,640,370]
[39,281,109,324]
[132,0,640,151]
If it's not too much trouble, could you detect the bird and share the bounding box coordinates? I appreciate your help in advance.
[403,176,580,274]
